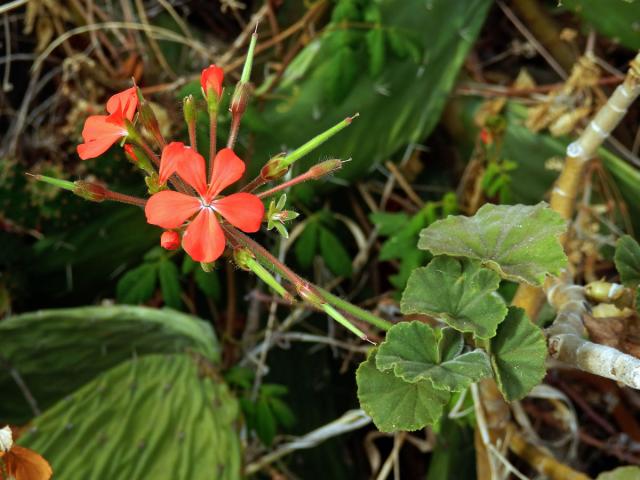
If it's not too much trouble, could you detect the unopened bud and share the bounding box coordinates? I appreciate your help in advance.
[124,143,155,175]
[234,247,291,301]
[260,153,289,181]
[136,87,165,147]
[0,426,13,453]
[160,230,180,250]
[73,181,108,202]
[145,173,164,194]
[183,95,197,125]
[308,159,343,178]
[233,247,254,271]
[200,261,216,272]
[230,82,252,116]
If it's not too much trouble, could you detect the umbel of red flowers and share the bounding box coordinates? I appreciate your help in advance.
[31,30,390,342]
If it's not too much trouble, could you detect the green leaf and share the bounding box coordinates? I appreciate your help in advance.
[615,235,640,287]
[269,397,296,429]
[366,28,386,77]
[369,211,409,235]
[116,263,158,305]
[0,306,218,424]
[194,267,221,302]
[256,398,278,446]
[295,220,319,269]
[376,322,492,391]
[319,227,353,277]
[490,307,547,401]
[325,47,359,104]
[18,354,241,479]
[418,202,567,285]
[159,259,182,309]
[597,466,640,480]
[357,349,450,432]
[387,28,422,63]
[562,0,640,50]
[401,256,508,339]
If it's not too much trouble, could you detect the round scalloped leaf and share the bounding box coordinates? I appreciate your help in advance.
[376,322,492,392]
[0,305,218,424]
[418,202,567,285]
[490,307,547,401]
[356,349,450,432]
[614,235,640,287]
[18,354,241,479]
[400,256,507,339]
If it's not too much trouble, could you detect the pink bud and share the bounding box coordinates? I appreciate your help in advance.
[160,230,180,250]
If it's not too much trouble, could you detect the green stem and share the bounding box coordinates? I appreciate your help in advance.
[316,287,392,331]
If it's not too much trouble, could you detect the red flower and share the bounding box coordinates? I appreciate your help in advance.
[77,87,139,160]
[201,65,224,99]
[145,143,264,262]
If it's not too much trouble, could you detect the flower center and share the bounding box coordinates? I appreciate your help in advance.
[199,199,215,211]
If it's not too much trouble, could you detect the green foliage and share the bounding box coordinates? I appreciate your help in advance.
[401,256,508,339]
[240,383,296,446]
[419,202,567,285]
[294,214,353,277]
[243,0,493,184]
[489,307,547,401]
[371,195,457,290]
[116,262,158,304]
[194,267,221,302]
[18,354,241,479]
[562,0,640,50]
[356,349,450,432]
[426,417,476,480]
[614,235,640,287]
[376,322,492,391]
[0,305,218,423]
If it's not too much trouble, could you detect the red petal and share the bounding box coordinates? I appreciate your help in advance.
[200,65,224,99]
[106,87,138,120]
[182,209,226,263]
[158,142,186,185]
[77,133,124,159]
[206,148,245,199]
[213,193,264,232]
[176,147,208,196]
[145,191,200,229]
[80,115,126,142]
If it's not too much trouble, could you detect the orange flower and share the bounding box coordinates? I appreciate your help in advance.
[77,87,138,160]
[0,426,52,480]
[201,65,224,99]
[145,143,264,263]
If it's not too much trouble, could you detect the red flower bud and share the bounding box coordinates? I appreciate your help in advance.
[160,230,180,250]
[73,181,108,202]
[201,65,224,99]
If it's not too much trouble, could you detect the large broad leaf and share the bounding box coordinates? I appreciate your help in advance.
[18,354,241,480]
[356,349,450,432]
[418,203,567,285]
[490,307,547,401]
[401,256,507,339]
[597,466,640,480]
[0,306,218,423]
[243,0,492,184]
[376,322,492,391]
[562,0,640,50]
[614,235,640,287]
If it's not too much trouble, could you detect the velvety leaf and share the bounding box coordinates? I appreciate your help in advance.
[319,227,353,277]
[356,350,450,432]
[401,256,507,339]
[158,259,182,309]
[490,307,547,401]
[376,322,492,391]
[418,202,567,285]
[615,235,640,287]
[18,354,241,479]
[0,306,218,424]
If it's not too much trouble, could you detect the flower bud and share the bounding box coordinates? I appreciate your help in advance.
[136,87,165,147]
[183,95,197,126]
[73,181,108,202]
[230,82,252,117]
[308,159,343,178]
[160,230,180,250]
[201,64,224,100]
[260,153,289,181]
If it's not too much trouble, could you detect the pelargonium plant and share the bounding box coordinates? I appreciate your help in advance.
[32,32,391,342]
